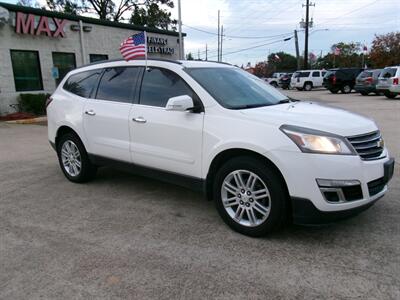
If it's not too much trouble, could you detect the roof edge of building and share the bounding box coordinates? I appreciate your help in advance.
[0,2,186,37]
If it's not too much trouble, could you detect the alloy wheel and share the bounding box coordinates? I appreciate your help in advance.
[221,170,271,227]
[61,140,82,177]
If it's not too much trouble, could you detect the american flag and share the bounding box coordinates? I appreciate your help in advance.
[120,31,147,61]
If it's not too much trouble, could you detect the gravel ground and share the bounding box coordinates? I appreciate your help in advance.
[0,89,399,299]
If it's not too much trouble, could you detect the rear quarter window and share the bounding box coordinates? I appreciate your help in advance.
[381,68,397,78]
[63,69,102,98]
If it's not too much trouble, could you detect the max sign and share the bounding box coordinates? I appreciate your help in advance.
[15,12,67,38]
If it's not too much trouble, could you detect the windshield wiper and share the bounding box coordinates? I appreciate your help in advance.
[232,103,271,109]
[277,99,291,104]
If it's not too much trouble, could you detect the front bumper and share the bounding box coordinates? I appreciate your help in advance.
[267,149,395,222]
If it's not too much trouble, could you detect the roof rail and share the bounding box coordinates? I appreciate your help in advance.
[75,57,183,70]
[189,59,233,66]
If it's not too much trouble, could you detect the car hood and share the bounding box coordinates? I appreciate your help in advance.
[239,101,377,136]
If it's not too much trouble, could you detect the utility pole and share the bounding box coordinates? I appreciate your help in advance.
[302,0,314,69]
[206,44,208,61]
[294,29,300,70]
[177,0,183,59]
[217,10,220,62]
[220,25,224,62]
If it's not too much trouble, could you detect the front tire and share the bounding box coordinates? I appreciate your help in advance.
[57,132,97,183]
[213,156,287,237]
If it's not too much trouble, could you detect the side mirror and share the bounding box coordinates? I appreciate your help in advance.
[165,95,194,112]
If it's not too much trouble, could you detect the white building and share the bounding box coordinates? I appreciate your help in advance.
[0,2,184,115]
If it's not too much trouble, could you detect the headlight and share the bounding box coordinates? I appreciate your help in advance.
[280,125,356,155]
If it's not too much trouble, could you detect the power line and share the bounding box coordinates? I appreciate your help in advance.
[182,24,293,39]
[208,37,292,59]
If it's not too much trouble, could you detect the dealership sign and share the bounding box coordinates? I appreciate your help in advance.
[147,36,175,55]
[14,12,67,37]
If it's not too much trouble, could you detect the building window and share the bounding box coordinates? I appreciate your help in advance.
[52,52,76,86]
[10,50,43,92]
[90,54,109,63]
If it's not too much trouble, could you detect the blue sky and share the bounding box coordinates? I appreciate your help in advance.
[3,0,399,66]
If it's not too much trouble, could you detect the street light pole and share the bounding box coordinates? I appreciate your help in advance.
[178,0,183,59]
[302,0,314,69]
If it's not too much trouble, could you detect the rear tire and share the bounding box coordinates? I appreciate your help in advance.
[360,91,368,96]
[341,84,352,94]
[304,82,313,91]
[329,89,339,94]
[57,132,97,183]
[213,156,287,237]
[296,87,303,91]
[384,92,397,99]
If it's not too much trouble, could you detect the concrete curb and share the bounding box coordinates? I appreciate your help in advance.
[5,116,47,124]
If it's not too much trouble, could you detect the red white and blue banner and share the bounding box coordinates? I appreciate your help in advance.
[120,31,147,61]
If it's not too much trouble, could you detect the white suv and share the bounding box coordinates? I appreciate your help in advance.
[47,59,394,237]
[291,70,326,91]
[376,66,400,99]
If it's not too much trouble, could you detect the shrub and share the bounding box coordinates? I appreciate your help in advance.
[18,93,50,116]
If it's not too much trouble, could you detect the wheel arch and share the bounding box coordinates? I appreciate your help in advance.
[205,148,290,204]
[55,125,84,149]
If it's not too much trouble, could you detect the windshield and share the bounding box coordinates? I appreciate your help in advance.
[185,67,289,109]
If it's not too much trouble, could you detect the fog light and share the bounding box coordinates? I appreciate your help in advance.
[316,179,360,187]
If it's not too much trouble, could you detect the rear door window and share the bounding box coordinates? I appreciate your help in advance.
[299,72,310,77]
[96,67,141,103]
[63,69,102,98]
[312,71,320,77]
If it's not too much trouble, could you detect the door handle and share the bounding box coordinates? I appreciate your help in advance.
[132,116,147,123]
[85,110,96,116]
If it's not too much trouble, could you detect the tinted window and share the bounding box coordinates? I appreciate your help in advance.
[10,50,43,91]
[52,52,76,86]
[96,67,140,103]
[322,71,326,77]
[63,69,102,98]
[299,72,310,77]
[381,68,397,78]
[312,71,320,77]
[359,71,373,78]
[140,68,196,107]
[90,54,108,63]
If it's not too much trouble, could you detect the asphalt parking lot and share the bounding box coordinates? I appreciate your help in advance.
[0,90,399,299]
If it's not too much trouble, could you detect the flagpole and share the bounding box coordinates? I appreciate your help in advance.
[144,31,148,70]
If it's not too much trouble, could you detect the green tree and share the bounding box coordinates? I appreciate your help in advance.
[267,52,297,74]
[130,0,177,30]
[46,0,85,15]
[369,32,400,68]
[185,52,194,60]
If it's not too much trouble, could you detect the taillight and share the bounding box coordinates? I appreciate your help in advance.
[45,96,53,108]
[332,75,336,84]
[365,77,373,84]
[393,78,399,85]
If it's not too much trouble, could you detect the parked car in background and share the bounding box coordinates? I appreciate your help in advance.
[279,73,293,90]
[323,68,364,94]
[291,70,326,91]
[355,69,382,96]
[376,66,400,99]
[267,72,286,88]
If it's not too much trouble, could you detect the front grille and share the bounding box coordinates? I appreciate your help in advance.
[347,131,384,160]
[368,177,386,196]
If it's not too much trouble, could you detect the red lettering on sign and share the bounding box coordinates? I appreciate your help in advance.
[15,12,35,35]
[36,16,52,36]
[53,18,67,37]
